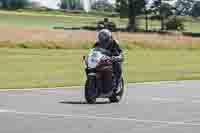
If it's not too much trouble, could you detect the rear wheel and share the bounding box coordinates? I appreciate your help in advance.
[85,78,97,104]
[109,78,124,103]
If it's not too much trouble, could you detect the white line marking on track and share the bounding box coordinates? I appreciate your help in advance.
[0,86,82,92]
[0,109,200,126]
[129,96,200,104]
[192,100,200,103]
[192,96,200,98]
[151,97,185,103]
[0,109,10,113]
[1,80,198,92]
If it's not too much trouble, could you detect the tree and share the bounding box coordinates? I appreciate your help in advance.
[175,0,195,16]
[0,0,29,9]
[160,3,174,18]
[60,0,68,9]
[165,17,184,31]
[60,0,81,10]
[0,0,8,8]
[116,0,128,17]
[191,1,200,17]
[116,0,146,32]
[151,0,174,30]
[128,0,146,31]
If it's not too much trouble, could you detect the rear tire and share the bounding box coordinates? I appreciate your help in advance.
[109,78,124,103]
[85,79,97,104]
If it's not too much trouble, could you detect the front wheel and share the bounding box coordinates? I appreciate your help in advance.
[85,78,97,104]
[109,78,124,103]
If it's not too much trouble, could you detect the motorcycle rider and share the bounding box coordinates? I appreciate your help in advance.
[94,29,123,91]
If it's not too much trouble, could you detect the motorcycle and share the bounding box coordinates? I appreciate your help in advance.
[83,47,124,104]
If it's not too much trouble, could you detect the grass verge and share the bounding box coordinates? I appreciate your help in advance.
[0,48,200,89]
[0,27,200,50]
[0,10,126,28]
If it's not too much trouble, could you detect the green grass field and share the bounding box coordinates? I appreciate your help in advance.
[0,10,127,28]
[0,10,199,32]
[0,11,96,28]
[1,48,200,89]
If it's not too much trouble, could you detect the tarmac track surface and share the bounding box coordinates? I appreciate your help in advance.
[0,80,200,133]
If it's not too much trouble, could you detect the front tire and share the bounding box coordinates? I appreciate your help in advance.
[85,78,97,104]
[109,78,124,103]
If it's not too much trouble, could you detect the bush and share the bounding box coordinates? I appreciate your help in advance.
[97,20,117,31]
[150,15,162,20]
[91,0,115,12]
[165,17,185,31]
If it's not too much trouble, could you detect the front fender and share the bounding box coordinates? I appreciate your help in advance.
[85,76,98,98]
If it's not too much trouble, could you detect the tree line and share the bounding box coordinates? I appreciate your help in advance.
[0,0,29,9]
[0,0,199,18]
[116,0,200,31]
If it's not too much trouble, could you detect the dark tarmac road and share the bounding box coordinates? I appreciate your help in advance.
[0,80,200,133]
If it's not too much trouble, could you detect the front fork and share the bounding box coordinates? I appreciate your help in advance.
[86,74,98,98]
